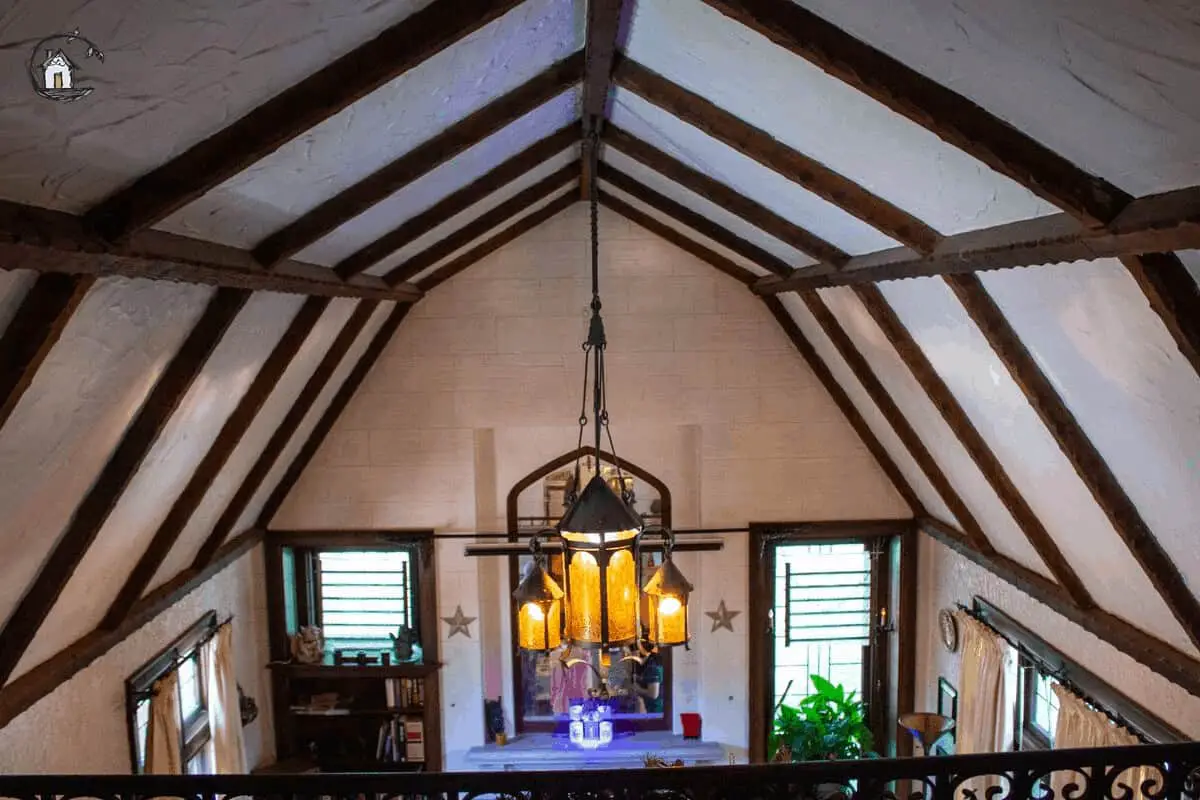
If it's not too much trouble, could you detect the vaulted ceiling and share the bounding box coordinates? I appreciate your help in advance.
[0,0,1198,727]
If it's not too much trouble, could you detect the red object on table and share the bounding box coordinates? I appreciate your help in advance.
[681,712,702,740]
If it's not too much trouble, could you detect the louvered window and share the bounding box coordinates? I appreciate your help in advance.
[317,550,414,651]
[773,542,872,707]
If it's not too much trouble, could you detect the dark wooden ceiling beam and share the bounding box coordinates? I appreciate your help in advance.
[384,164,580,286]
[253,52,585,267]
[945,274,1200,651]
[598,163,795,277]
[0,201,420,302]
[1121,253,1200,379]
[756,185,1200,292]
[100,296,332,630]
[580,0,630,198]
[0,288,251,685]
[335,123,581,279]
[761,296,925,515]
[920,517,1200,698]
[612,56,941,254]
[190,300,381,571]
[598,191,757,286]
[699,0,1131,227]
[853,284,1093,607]
[83,0,528,242]
[418,190,579,292]
[602,125,849,266]
[256,304,414,528]
[0,274,94,433]
[800,289,994,555]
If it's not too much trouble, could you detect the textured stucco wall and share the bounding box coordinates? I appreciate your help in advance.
[914,535,1200,741]
[273,203,909,765]
[0,547,274,774]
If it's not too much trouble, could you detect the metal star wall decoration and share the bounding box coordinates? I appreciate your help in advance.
[705,599,740,633]
[442,605,476,639]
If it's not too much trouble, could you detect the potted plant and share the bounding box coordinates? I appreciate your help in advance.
[772,675,876,763]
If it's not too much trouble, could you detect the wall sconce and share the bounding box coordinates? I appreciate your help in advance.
[238,684,259,726]
[877,606,896,635]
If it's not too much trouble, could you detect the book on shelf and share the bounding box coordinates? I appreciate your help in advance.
[404,718,425,762]
[385,677,424,710]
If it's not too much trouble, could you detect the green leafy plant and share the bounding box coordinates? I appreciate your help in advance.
[771,675,876,762]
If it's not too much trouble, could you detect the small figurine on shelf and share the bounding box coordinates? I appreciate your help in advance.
[484,697,506,744]
[390,624,421,663]
[290,626,324,664]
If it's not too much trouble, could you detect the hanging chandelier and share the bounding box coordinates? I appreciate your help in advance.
[513,128,693,653]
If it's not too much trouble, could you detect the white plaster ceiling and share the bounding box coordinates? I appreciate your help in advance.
[877,277,1198,656]
[365,146,582,278]
[155,0,585,248]
[147,297,361,592]
[16,291,308,676]
[0,277,213,651]
[788,0,1200,196]
[598,182,773,278]
[601,147,815,269]
[626,0,1058,235]
[777,293,957,524]
[980,261,1200,631]
[609,89,899,255]
[398,183,580,284]
[0,0,436,212]
[296,88,583,267]
[1178,251,1200,288]
[0,271,35,334]
[817,286,1054,578]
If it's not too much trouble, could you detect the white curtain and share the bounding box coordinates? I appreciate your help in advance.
[146,672,183,775]
[202,623,247,773]
[1051,684,1159,799]
[955,611,1013,800]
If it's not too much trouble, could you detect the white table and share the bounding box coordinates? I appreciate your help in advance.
[463,731,727,772]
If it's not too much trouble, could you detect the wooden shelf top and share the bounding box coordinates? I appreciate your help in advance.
[269,660,442,678]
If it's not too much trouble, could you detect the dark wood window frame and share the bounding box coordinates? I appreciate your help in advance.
[748,520,917,764]
[126,610,223,774]
[971,597,1185,747]
[505,446,675,733]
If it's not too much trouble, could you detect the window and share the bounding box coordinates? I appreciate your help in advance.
[1018,658,1060,750]
[317,550,415,651]
[127,612,218,774]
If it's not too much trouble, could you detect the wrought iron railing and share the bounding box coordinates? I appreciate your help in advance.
[0,742,1197,800]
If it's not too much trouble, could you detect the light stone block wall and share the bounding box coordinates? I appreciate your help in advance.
[273,204,910,766]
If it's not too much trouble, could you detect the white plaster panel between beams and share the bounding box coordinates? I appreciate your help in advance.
[599,182,771,278]
[156,0,585,249]
[778,293,954,523]
[146,298,360,591]
[244,302,396,534]
[0,278,214,635]
[602,148,815,269]
[788,0,1200,197]
[0,0,438,212]
[1178,251,1200,288]
[817,286,1054,579]
[609,89,899,255]
[627,0,1056,235]
[0,270,36,335]
[365,150,582,278]
[17,292,307,676]
[0,548,276,772]
[979,261,1200,652]
[377,184,581,282]
[295,89,583,267]
[879,277,1200,658]
[915,536,1200,741]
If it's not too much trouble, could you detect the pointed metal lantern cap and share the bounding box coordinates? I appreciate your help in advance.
[558,473,643,534]
[646,556,694,597]
[513,561,564,605]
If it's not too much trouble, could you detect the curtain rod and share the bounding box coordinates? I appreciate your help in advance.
[955,604,1148,743]
[131,615,233,701]
[425,527,751,540]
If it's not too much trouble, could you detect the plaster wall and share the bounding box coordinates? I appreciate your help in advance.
[914,535,1200,741]
[0,271,35,332]
[148,298,360,591]
[0,277,214,651]
[18,292,307,674]
[274,203,909,765]
[0,547,275,774]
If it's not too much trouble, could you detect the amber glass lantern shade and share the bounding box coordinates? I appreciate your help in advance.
[643,556,693,647]
[559,473,644,649]
[513,560,565,651]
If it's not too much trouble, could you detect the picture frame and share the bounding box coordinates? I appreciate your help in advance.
[936,677,958,755]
